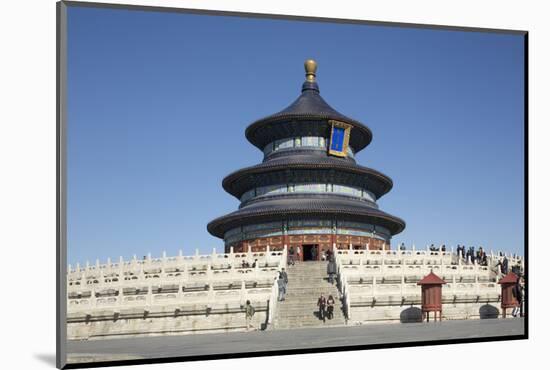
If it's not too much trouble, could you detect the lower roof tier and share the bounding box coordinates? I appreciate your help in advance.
[207,197,405,238]
[222,154,393,200]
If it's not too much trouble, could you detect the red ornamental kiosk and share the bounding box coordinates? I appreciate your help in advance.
[498,272,519,318]
[417,271,446,322]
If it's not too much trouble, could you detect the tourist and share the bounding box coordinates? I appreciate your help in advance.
[252,259,258,268]
[399,242,406,251]
[296,246,301,262]
[496,256,509,275]
[317,294,327,323]
[327,255,337,285]
[288,247,295,266]
[512,276,523,317]
[287,253,295,266]
[477,247,483,264]
[441,244,446,252]
[512,263,521,276]
[281,268,289,288]
[502,256,509,274]
[519,276,525,317]
[311,246,317,261]
[326,248,332,260]
[327,295,335,320]
[245,300,255,331]
[456,245,461,257]
[277,274,286,301]
[321,250,327,261]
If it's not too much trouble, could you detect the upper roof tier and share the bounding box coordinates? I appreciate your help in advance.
[245,60,373,153]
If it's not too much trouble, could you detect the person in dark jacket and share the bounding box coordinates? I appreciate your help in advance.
[502,256,509,274]
[277,274,285,301]
[317,294,326,322]
[327,256,337,285]
[311,246,317,261]
[512,276,523,317]
[326,295,335,320]
[288,247,295,266]
[245,300,255,331]
[281,268,289,292]
[481,252,488,266]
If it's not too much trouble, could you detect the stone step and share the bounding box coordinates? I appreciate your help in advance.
[275,321,346,327]
[278,298,342,303]
[274,320,346,329]
[277,299,343,305]
[282,296,340,301]
[284,284,338,289]
[287,270,327,274]
[276,312,344,318]
[281,299,340,303]
[283,288,340,293]
[277,308,344,315]
[281,288,339,295]
[288,270,328,273]
[276,316,345,322]
[277,310,344,316]
[284,284,338,290]
[286,280,335,285]
[275,315,345,322]
[277,305,342,311]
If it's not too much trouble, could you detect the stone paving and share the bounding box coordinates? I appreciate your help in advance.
[67,317,524,364]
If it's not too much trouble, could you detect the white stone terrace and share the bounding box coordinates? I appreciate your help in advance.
[67,247,287,326]
[334,246,524,321]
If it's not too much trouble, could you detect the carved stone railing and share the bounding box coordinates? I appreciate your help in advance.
[335,245,523,321]
[67,248,287,326]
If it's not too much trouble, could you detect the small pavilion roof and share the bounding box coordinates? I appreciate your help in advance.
[417,271,447,285]
[498,272,519,284]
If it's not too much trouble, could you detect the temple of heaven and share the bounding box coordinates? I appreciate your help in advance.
[207,60,405,260]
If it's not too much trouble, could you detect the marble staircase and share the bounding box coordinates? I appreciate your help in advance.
[273,261,346,330]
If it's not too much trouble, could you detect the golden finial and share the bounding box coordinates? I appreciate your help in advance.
[304,59,317,82]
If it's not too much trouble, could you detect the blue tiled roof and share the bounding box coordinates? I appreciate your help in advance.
[207,197,405,238]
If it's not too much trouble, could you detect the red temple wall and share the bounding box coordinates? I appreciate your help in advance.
[226,233,390,260]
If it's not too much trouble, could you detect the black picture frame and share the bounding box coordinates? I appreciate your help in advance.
[56,1,528,368]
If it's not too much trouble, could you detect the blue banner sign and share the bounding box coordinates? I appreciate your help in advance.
[328,120,352,157]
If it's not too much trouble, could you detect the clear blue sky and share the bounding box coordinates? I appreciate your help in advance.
[66,6,525,266]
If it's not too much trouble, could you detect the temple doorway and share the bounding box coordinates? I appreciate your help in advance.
[302,244,319,261]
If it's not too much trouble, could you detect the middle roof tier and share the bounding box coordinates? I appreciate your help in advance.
[222,154,393,201]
